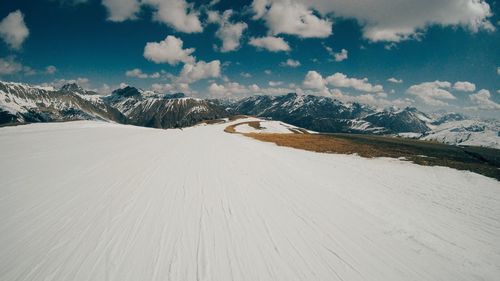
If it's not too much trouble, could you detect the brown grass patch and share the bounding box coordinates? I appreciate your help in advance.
[246,133,385,157]
[224,121,262,133]
[244,133,500,180]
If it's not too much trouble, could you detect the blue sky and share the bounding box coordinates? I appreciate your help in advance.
[0,0,499,117]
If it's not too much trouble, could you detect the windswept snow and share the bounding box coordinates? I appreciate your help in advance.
[233,119,314,134]
[0,121,499,281]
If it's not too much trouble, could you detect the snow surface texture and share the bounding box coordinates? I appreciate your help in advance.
[233,120,313,134]
[0,120,499,281]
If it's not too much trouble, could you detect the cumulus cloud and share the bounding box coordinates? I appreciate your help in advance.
[208,82,256,97]
[143,35,195,65]
[208,81,296,98]
[151,82,191,94]
[240,72,252,78]
[268,81,283,87]
[249,36,290,52]
[143,0,202,33]
[281,59,301,67]
[178,60,221,83]
[333,49,348,62]
[303,70,326,90]
[497,67,500,75]
[407,81,455,106]
[252,0,494,42]
[453,81,476,92]
[0,10,29,50]
[325,46,349,61]
[303,71,384,93]
[326,73,383,92]
[0,57,23,75]
[387,77,403,84]
[0,57,35,76]
[125,68,161,79]
[209,10,247,52]
[45,65,57,74]
[253,0,332,38]
[469,89,500,110]
[101,0,202,33]
[102,0,140,22]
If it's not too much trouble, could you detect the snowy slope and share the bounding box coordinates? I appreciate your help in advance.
[0,121,499,281]
[421,119,500,149]
[233,119,314,134]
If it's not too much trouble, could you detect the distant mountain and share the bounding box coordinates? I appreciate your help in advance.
[231,93,430,134]
[1,81,498,148]
[0,82,227,128]
[420,119,500,149]
[363,107,431,134]
[0,81,127,125]
[105,86,228,128]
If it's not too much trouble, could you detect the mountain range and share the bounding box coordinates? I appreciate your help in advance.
[1,81,498,148]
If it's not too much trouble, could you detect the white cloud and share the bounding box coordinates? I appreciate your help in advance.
[143,35,195,65]
[102,0,140,22]
[253,1,332,38]
[281,59,301,67]
[453,81,476,92]
[469,89,500,110]
[151,82,191,94]
[240,72,252,78]
[125,68,161,79]
[208,81,296,97]
[407,81,455,106]
[0,57,35,76]
[252,0,494,42]
[45,65,57,74]
[387,77,403,84]
[497,67,500,75]
[264,70,272,75]
[178,60,221,83]
[326,72,383,92]
[325,46,348,62]
[0,57,23,75]
[249,36,290,52]
[333,49,348,62]
[143,0,202,33]
[0,10,29,50]
[208,82,256,97]
[101,0,202,33]
[268,81,283,87]
[210,10,248,52]
[303,70,326,90]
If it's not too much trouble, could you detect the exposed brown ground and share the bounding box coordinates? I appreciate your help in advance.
[243,132,500,180]
[246,133,386,157]
[224,121,262,133]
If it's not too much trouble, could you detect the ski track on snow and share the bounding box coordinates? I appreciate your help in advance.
[0,120,499,281]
